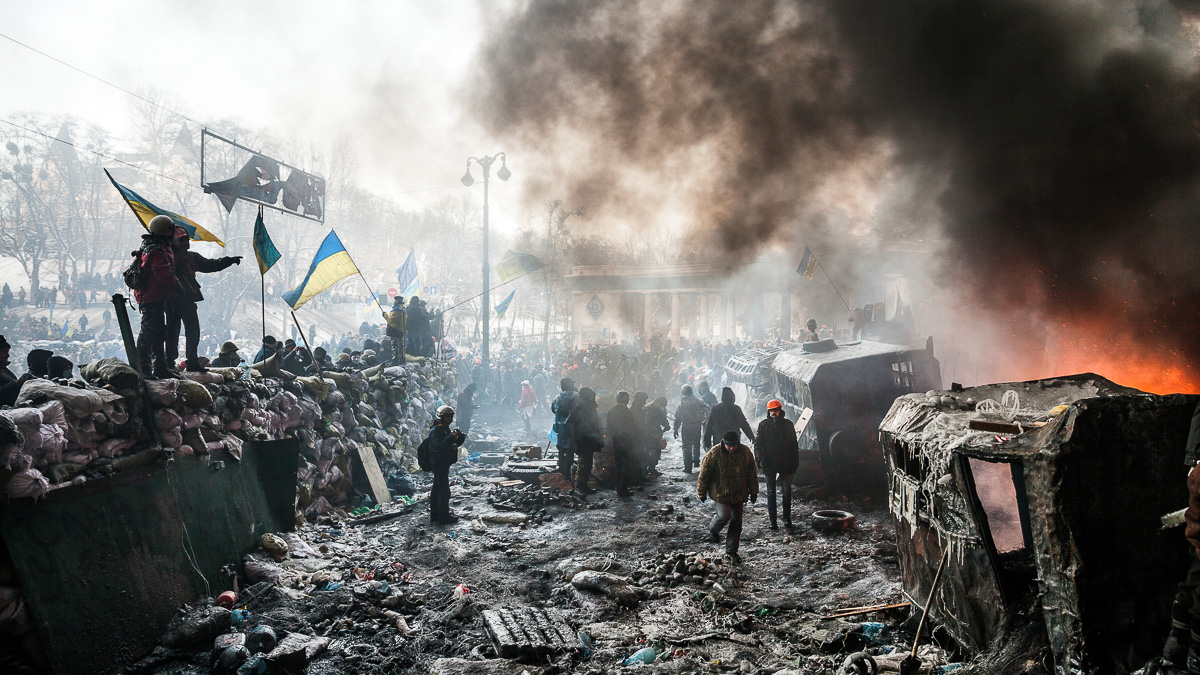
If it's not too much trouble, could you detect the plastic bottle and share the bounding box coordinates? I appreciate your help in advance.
[624,647,657,665]
[453,584,470,599]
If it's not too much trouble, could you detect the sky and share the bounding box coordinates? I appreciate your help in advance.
[0,0,526,226]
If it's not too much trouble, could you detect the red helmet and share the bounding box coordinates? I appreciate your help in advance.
[766,399,783,411]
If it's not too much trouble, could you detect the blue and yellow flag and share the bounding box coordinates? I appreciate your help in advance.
[104,169,225,246]
[495,289,515,317]
[397,250,420,299]
[796,246,817,280]
[494,250,546,284]
[253,208,281,275]
[282,230,359,310]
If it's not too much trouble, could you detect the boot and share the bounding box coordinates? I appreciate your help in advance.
[1162,601,1190,667]
[783,494,794,529]
[137,343,156,380]
[153,356,179,380]
[768,499,778,530]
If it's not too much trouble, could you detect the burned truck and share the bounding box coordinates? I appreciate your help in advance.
[723,341,798,418]
[768,339,940,493]
[880,374,1197,673]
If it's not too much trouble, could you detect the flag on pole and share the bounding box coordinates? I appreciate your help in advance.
[364,291,385,311]
[494,250,546,283]
[397,250,420,298]
[61,319,70,337]
[104,169,225,246]
[494,289,515,317]
[282,231,359,310]
[796,246,818,280]
[253,208,281,275]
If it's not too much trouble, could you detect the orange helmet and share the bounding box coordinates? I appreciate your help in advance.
[767,399,783,410]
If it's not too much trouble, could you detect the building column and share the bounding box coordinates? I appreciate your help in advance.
[780,291,792,341]
[670,292,681,344]
[724,294,736,340]
[699,293,710,341]
[643,292,654,347]
[686,293,698,342]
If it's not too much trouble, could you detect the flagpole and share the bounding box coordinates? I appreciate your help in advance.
[290,310,322,378]
[434,274,529,318]
[815,257,853,314]
[260,207,267,340]
[355,271,386,320]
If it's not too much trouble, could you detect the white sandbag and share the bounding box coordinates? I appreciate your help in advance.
[5,468,49,500]
[18,379,103,417]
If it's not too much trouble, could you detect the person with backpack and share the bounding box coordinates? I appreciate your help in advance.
[551,378,579,482]
[704,387,756,449]
[567,387,602,494]
[422,405,465,524]
[129,215,179,379]
[674,384,707,473]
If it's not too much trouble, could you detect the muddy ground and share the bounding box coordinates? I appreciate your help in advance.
[123,404,962,675]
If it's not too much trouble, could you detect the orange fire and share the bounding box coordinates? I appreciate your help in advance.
[1044,329,1199,395]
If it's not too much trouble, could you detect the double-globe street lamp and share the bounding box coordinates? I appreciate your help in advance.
[461,153,510,382]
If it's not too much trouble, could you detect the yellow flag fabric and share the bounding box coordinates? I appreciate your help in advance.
[105,169,225,246]
[494,250,546,284]
[282,231,359,309]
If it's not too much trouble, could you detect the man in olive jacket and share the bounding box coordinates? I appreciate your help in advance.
[697,430,759,563]
[754,399,800,530]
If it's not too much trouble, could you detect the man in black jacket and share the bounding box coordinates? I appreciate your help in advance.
[167,227,241,372]
[0,336,31,407]
[704,387,755,449]
[754,399,800,529]
[607,391,639,497]
[426,405,466,524]
[567,387,603,494]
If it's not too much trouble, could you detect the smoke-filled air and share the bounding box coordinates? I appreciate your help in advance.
[1,2,1199,674]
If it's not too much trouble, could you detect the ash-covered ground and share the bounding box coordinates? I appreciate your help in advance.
[123,404,959,675]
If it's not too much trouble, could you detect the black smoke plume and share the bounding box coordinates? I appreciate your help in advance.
[470,0,1200,388]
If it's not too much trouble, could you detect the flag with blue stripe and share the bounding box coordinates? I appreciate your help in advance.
[253,208,281,275]
[105,169,225,246]
[495,289,515,317]
[397,250,419,298]
[282,231,359,309]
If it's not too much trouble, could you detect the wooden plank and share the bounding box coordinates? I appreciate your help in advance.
[967,419,1021,434]
[355,444,393,506]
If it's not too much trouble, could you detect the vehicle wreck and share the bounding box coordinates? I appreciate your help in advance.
[880,374,1198,673]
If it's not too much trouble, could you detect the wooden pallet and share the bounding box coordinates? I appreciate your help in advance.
[481,607,580,659]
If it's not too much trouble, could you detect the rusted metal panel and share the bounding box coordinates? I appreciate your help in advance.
[0,440,299,675]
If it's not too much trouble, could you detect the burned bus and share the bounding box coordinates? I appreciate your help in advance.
[723,341,799,418]
[769,339,941,493]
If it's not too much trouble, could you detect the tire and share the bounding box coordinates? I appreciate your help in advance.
[811,509,855,533]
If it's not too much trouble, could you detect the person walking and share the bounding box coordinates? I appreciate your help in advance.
[132,215,179,379]
[426,405,466,524]
[697,430,759,564]
[753,400,800,529]
[518,380,537,433]
[644,396,670,476]
[673,385,707,473]
[567,387,602,494]
[456,383,478,439]
[608,391,640,497]
[704,386,756,449]
[551,378,579,482]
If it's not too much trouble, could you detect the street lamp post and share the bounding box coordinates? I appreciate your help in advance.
[461,153,510,384]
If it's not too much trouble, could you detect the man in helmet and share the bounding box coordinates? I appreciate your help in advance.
[426,405,466,524]
[133,214,179,379]
[804,318,820,342]
[166,226,241,372]
[674,384,707,473]
[386,296,406,365]
[211,342,242,367]
[754,400,800,529]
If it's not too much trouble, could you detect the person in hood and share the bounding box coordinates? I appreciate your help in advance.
[674,384,707,473]
[456,383,478,439]
[704,387,755,449]
[254,336,279,364]
[425,405,466,524]
[551,378,579,481]
[567,387,602,494]
[134,215,179,379]
[697,380,718,408]
[607,391,639,497]
[26,349,53,379]
[46,355,73,381]
[518,379,537,433]
[166,226,240,372]
[0,336,32,407]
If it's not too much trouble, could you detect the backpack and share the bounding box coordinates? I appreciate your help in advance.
[122,248,148,291]
[416,436,432,471]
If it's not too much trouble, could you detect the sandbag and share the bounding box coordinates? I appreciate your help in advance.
[296,377,329,400]
[19,379,103,417]
[37,401,66,427]
[80,357,140,389]
[182,371,225,385]
[143,379,178,406]
[176,379,214,408]
[207,366,244,382]
[323,371,353,393]
[5,468,49,500]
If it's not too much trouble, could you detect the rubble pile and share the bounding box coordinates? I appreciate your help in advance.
[0,355,458,511]
[633,551,739,591]
[486,482,596,513]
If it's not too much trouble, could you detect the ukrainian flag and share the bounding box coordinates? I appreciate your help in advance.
[283,231,359,310]
[494,250,546,283]
[253,208,281,275]
[104,169,225,246]
[495,289,515,317]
